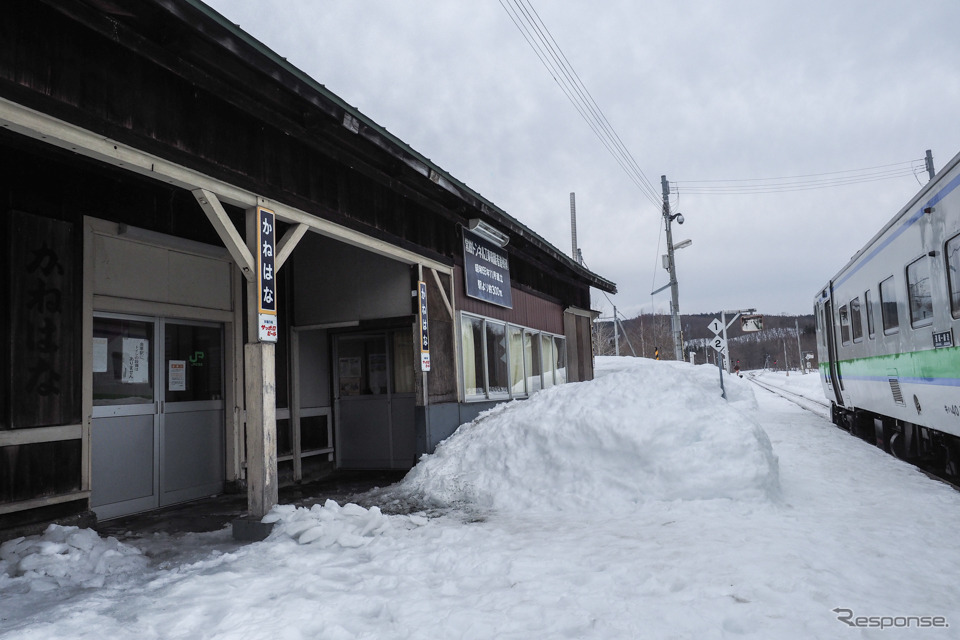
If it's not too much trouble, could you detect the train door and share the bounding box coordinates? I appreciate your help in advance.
[823,294,843,406]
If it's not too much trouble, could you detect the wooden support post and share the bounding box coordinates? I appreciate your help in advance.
[429,267,454,320]
[192,188,255,277]
[244,342,277,517]
[243,205,279,520]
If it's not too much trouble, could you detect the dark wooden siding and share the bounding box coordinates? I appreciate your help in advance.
[0,1,604,306]
[455,266,564,335]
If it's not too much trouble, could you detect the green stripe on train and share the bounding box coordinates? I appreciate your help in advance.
[819,345,960,380]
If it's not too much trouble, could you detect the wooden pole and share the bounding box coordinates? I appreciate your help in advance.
[244,342,277,517]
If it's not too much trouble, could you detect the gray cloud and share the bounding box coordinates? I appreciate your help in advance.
[205,0,960,317]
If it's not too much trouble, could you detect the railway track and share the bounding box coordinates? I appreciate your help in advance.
[747,373,960,491]
[746,373,831,419]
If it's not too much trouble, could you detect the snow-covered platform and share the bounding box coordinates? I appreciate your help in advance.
[2,357,958,639]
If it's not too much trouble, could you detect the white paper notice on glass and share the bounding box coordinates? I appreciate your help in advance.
[168,360,186,392]
[93,337,108,373]
[122,337,149,384]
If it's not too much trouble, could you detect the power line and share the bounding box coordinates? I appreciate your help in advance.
[519,1,661,206]
[499,0,663,211]
[674,158,926,194]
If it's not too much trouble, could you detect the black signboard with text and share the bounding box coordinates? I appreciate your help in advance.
[418,280,430,371]
[257,206,276,315]
[256,206,277,342]
[463,230,512,308]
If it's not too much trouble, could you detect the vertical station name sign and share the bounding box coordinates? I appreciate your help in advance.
[257,206,278,343]
[418,280,430,371]
[463,230,512,308]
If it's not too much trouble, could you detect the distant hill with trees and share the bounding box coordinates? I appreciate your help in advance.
[594,311,817,372]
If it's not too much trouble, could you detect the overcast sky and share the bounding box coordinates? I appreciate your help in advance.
[204,0,960,319]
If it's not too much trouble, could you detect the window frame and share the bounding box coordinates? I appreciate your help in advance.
[905,255,934,328]
[879,275,900,335]
[484,319,510,399]
[460,314,486,400]
[524,329,542,394]
[838,303,851,346]
[459,311,566,402]
[850,296,863,343]
[507,324,526,397]
[946,233,960,319]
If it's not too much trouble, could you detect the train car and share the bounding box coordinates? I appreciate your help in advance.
[815,149,960,477]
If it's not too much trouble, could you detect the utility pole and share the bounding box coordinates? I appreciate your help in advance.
[570,192,578,259]
[795,319,804,374]
[613,305,620,356]
[662,175,683,361]
[925,149,935,181]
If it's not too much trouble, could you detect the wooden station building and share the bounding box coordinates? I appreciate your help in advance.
[0,0,616,536]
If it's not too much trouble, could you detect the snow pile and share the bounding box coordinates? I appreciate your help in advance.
[6,357,960,639]
[263,499,426,548]
[0,524,147,592]
[391,357,780,514]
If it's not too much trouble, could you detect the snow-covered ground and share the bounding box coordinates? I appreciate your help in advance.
[2,357,959,639]
[748,367,829,402]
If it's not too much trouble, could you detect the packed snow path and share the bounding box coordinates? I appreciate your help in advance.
[2,359,958,639]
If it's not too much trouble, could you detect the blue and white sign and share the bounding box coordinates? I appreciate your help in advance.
[463,231,512,308]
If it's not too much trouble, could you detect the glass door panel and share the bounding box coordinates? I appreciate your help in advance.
[160,320,224,506]
[91,315,159,518]
[92,317,155,407]
[164,322,223,404]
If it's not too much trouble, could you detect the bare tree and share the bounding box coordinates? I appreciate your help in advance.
[592,319,616,357]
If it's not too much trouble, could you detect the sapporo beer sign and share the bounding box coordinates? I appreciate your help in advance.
[463,230,512,308]
[257,206,278,343]
[418,280,430,371]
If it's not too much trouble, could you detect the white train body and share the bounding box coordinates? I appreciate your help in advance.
[815,150,960,468]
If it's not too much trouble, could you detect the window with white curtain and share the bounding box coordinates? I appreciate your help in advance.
[540,334,555,388]
[554,336,567,384]
[460,312,565,401]
[508,326,526,395]
[460,315,485,398]
[485,321,509,396]
[524,331,542,394]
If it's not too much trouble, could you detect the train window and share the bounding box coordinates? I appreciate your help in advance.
[815,303,824,346]
[906,256,934,327]
[839,304,850,345]
[864,290,875,338]
[948,234,960,318]
[879,276,899,334]
[850,297,863,342]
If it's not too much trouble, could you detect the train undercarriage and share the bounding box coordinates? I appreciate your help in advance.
[831,403,960,481]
